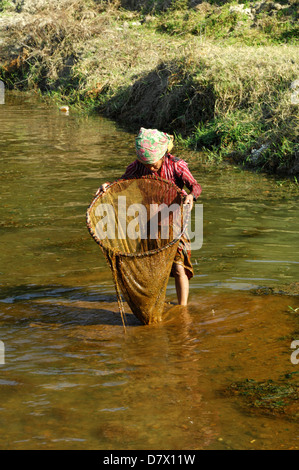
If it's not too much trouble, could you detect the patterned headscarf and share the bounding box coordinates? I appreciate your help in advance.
[135,128,173,164]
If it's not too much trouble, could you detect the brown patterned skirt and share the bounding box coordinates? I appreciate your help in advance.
[170,234,193,280]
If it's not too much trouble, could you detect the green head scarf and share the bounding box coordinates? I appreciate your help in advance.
[135,128,173,164]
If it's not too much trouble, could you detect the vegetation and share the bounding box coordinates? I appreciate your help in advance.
[222,374,299,418]
[0,0,298,175]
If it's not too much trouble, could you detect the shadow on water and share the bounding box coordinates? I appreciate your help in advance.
[0,283,117,305]
[0,283,142,327]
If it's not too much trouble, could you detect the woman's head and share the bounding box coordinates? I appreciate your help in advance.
[142,158,164,173]
[135,128,174,167]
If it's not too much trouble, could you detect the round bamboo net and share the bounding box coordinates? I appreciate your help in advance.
[86,176,188,326]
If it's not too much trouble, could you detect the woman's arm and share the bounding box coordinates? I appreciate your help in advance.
[175,159,202,200]
[95,161,142,195]
[95,182,109,195]
[120,160,147,179]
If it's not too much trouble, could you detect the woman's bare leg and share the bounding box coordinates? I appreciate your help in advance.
[173,263,189,306]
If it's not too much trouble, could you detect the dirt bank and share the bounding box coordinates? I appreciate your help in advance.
[0,0,298,175]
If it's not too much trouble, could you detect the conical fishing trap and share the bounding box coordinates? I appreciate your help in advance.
[86,176,189,326]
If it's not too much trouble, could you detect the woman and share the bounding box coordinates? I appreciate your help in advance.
[97,127,202,305]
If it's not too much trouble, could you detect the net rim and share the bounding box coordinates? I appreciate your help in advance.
[86,175,190,258]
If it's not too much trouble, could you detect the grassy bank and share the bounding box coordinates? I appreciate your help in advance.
[0,0,298,175]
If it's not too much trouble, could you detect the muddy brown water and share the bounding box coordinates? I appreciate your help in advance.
[0,91,298,450]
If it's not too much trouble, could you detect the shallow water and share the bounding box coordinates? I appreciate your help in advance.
[0,92,298,449]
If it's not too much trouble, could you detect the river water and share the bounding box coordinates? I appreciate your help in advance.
[0,91,298,450]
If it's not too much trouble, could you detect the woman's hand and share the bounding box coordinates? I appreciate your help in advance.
[96,183,109,196]
[184,194,194,210]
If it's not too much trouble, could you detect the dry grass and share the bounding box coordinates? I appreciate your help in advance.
[0,0,298,174]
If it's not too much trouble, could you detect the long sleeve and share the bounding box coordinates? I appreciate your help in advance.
[120,160,150,179]
[174,159,202,200]
[96,160,148,194]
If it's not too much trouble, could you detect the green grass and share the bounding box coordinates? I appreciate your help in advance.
[0,0,298,175]
[223,376,299,417]
[152,1,299,45]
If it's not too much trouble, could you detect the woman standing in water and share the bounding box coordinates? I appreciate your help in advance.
[97,127,202,305]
